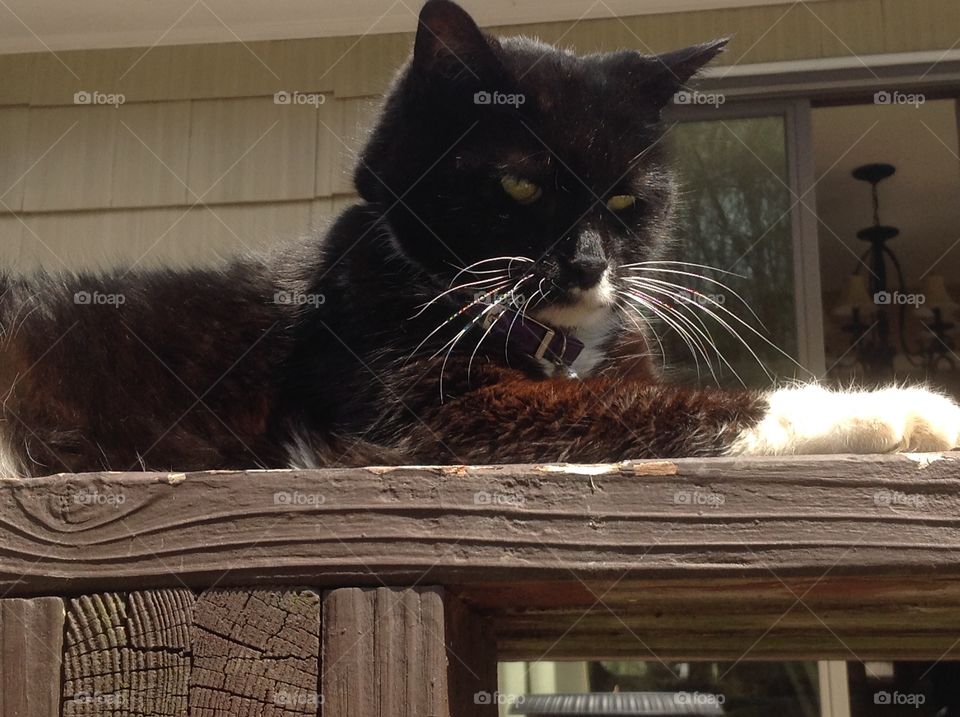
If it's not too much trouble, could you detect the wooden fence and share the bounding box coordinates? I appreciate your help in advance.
[1,453,959,715]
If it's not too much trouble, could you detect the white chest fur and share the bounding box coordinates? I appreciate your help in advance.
[532,272,616,378]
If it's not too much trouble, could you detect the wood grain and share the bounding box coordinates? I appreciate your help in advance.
[322,587,497,717]
[62,590,193,716]
[189,588,321,716]
[4,0,954,108]
[110,101,192,209]
[0,597,64,717]
[2,0,955,275]
[326,97,379,195]
[445,593,500,717]
[2,455,959,592]
[19,201,315,273]
[22,105,118,212]
[0,106,30,213]
[186,97,317,205]
[484,575,960,660]
[2,454,960,660]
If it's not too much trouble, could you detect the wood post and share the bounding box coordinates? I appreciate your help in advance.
[2,457,960,712]
[322,587,498,717]
[0,597,64,717]
[7,586,497,716]
[189,589,322,715]
[62,590,193,716]
[37,588,323,716]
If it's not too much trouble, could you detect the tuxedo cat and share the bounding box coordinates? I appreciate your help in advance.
[1,0,958,478]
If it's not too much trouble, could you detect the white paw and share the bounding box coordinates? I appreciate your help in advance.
[730,384,960,456]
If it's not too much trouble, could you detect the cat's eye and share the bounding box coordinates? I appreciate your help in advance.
[606,194,637,211]
[501,175,542,204]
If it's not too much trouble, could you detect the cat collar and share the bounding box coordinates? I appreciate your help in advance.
[466,304,585,368]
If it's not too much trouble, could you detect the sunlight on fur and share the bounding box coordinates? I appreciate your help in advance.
[729,384,960,455]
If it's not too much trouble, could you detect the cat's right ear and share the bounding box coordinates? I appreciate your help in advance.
[643,38,730,106]
[412,0,502,82]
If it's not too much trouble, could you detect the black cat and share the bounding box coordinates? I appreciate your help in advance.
[1,0,957,478]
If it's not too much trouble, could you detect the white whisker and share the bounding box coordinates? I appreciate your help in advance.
[623,281,740,377]
[620,259,745,278]
[448,255,534,288]
[434,300,506,401]
[406,281,511,366]
[409,275,509,320]
[619,288,723,384]
[468,274,535,384]
[623,264,765,328]
[624,276,774,383]
[614,296,667,371]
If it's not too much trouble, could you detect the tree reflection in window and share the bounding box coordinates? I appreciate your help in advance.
[654,116,799,387]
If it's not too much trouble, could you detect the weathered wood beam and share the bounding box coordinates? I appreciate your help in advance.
[1,454,959,661]
[474,576,960,660]
[0,597,64,717]
[1,454,958,595]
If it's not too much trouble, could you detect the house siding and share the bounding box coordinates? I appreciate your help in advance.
[0,0,956,271]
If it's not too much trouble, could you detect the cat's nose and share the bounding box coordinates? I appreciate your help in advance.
[566,255,608,289]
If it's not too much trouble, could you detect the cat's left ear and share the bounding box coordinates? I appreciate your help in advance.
[641,38,730,106]
[412,0,503,82]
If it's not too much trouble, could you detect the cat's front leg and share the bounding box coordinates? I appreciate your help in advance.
[729,384,960,456]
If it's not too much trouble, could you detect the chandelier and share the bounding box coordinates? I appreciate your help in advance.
[831,163,957,379]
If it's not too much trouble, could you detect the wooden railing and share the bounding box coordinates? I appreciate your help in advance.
[2,453,959,715]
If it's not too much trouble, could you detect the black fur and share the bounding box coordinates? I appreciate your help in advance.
[0,0,761,477]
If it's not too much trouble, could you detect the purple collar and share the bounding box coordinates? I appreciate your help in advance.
[464,304,585,368]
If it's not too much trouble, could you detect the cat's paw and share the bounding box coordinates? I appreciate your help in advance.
[729,384,960,456]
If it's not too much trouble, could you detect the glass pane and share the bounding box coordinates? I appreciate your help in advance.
[847,661,960,716]
[657,116,799,387]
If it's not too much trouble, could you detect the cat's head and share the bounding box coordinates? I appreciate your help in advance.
[356,0,726,331]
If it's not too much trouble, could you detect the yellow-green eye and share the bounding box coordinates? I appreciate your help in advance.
[607,194,637,211]
[501,175,542,204]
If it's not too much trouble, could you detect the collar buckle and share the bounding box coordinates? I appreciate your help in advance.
[532,327,557,361]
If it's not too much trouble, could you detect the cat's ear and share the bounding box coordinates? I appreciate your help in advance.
[412,0,502,81]
[639,38,729,107]
[655,38,729,86]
